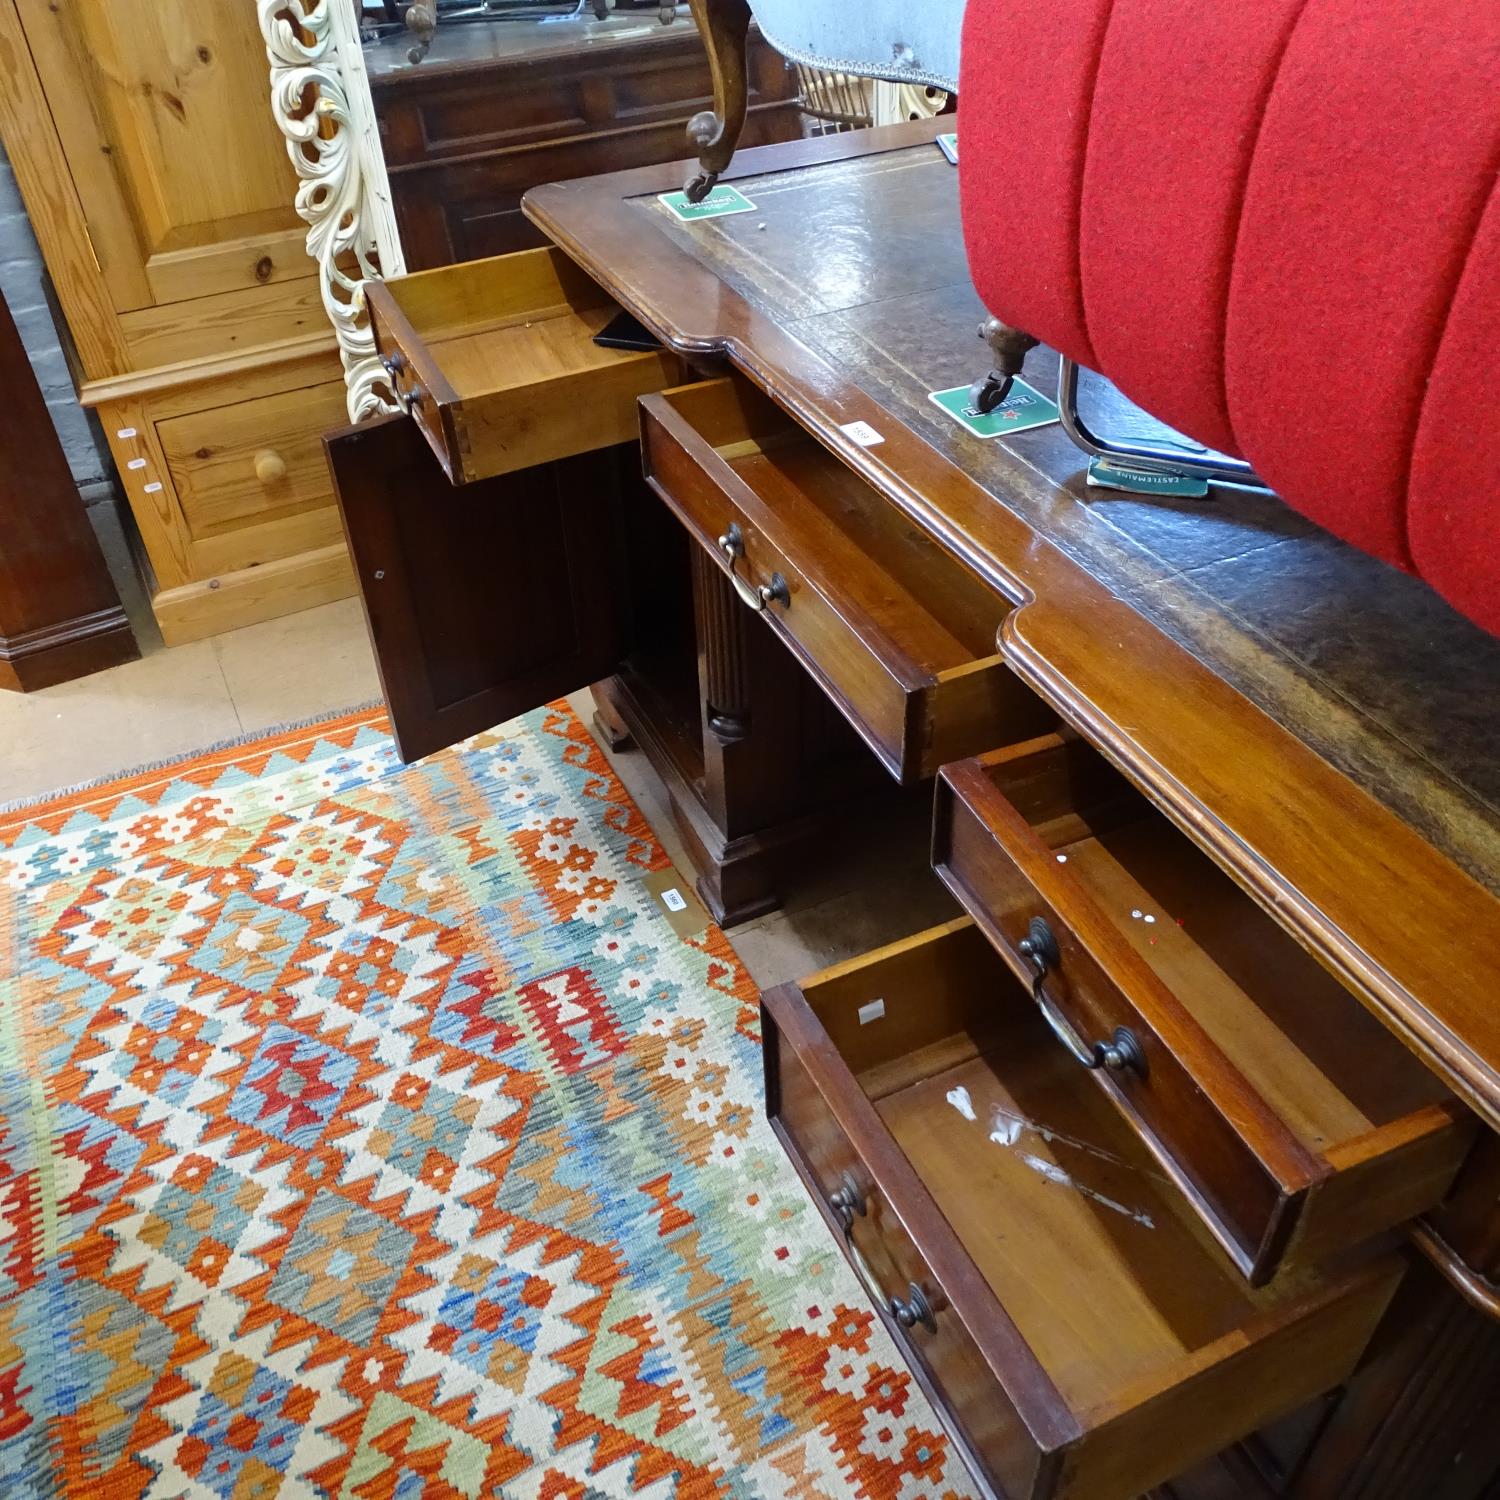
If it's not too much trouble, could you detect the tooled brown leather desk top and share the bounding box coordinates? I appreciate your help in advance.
[525,121,1500,1126]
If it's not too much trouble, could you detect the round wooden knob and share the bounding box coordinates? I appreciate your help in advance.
[254,449,287,485]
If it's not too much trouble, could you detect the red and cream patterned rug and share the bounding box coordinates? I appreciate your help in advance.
[0,701,973,1498]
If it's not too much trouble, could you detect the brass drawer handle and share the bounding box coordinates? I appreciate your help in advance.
[823,1172,1001,1500]
[717,523,790,612]
[1018,916,1147,1076]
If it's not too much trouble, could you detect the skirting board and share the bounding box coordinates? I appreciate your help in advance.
[151,541,357,646]
[0,604,138,692]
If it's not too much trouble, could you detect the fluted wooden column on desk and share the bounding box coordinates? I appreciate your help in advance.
[694,547,753,742]
[0,290,136,691]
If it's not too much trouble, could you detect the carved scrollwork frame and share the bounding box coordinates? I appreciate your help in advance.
[258,6,938,421]
[257,0,405,421]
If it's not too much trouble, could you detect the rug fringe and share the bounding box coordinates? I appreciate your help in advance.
[0,700,389,819]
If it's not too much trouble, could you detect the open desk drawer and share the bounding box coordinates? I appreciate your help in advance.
[639,377,1053,783]
[763,918,1405,1500]
[366,245,681,484]
[932,735,1476,1284]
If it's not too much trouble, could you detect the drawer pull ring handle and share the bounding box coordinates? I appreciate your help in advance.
[889,1282,938,1335]
[760,572,791,609]
[717,523,790,612]
[379,353,421,415]
[1018,917,1147,1076]
[826,1177,933,1336]
[825,1177,1003,1500]
[827,1170,865,1231]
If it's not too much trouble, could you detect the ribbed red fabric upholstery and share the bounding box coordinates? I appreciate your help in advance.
[956,0,1115,369]
[1078,0,1305,458]
[1408,187,1500,634]
[958,0,1500,634]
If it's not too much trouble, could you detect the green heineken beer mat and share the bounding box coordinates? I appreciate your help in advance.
[937,133,959,164]
[658,185,757,222]
[1086,458,1210,499]
[928,377,1060,439]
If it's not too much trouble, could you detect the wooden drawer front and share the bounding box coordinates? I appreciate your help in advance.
[933,736,1474,1284]
[770,1030,1054,1500]
[375,27,793,168]
[394,52,724,158]
[763,918,1406,1500]
[640,378,1051,782]
[157,380,351,546]
[366,244,681,484]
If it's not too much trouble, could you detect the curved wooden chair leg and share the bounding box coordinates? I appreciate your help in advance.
[403,1,436,63]
[684,0,753,201]
[969,316,1040,413]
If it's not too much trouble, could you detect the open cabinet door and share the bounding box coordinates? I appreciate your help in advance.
[326,413,630,762]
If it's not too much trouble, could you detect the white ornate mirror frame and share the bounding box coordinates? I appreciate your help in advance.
[256,3,945,425]
[257,0,404,422]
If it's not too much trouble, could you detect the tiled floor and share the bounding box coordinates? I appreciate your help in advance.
[586,705,960,990]
[1,504,957,987]
[0,502,383,807]
[0,596,383,810]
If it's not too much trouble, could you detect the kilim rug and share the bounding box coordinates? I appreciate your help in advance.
[0,701,976,1499]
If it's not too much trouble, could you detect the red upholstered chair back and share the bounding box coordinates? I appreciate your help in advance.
[958,0,1500,636]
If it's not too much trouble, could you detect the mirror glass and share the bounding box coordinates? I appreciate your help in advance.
[359,1,682,69]
[355,1,832,273]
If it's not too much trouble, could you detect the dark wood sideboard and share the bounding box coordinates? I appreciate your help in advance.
[0,288,136,690]
[365,8,802,270]
[324,125,1500,1498]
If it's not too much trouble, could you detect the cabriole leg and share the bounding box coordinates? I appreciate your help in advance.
[683,0,753,202]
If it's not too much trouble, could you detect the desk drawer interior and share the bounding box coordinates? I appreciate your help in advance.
[367,245,682,483]
[933,736,1474,1281]
[765,918,1404,1500]
[641,377,1052,780]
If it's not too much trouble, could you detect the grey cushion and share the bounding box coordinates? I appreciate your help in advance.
[748,0,963,92]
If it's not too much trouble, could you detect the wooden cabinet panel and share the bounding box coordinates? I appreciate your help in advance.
[93,345,358,641]
[117,279,330,371]
[764,918,1407,1500]
[3,0,352,641]
[143,216,313,306]
[932,735,1475,1283]
[14,0,303,311]
[0,277,136,689]
[326,414,632,763]
[0,0,129,374]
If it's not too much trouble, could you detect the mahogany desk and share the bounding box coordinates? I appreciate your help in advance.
[327,121,1500,1499]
